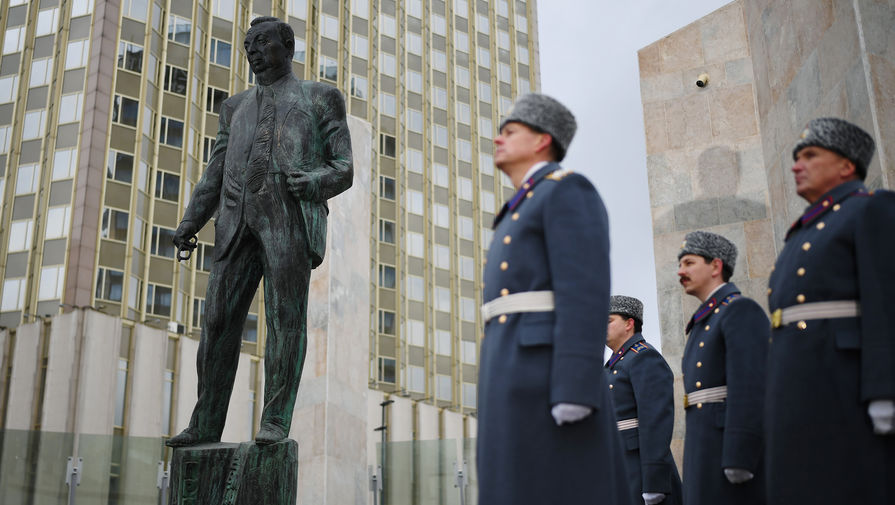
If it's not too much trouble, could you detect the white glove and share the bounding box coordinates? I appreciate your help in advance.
[642,492,666,505]
[724,468,754,484]
[550,403,593,425]
[868,399,895,434]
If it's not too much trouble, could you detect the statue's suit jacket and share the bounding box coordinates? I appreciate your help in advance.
[182,73,353,266]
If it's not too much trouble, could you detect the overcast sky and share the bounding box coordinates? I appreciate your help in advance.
[536,0,732,351]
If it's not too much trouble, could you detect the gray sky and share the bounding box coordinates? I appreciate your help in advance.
[537,0,732,351]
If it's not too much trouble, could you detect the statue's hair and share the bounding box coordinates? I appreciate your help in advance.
[249,16,295,54]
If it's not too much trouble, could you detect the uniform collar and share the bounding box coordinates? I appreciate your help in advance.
[686,283,741,334]
[605,334,646,368]
[493,162,560,227]
[786,180,867,238]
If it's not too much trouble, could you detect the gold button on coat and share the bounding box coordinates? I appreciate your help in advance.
[797,294,806,303]
[833,203,841,211]
[704,325,710,331]
[699,342,705,348]
[797,267,806,276]
[797,320,807,330]
[767,288,773,295]
[697,403,703,409]
[714,308,720,313]
[609,384,614,390]
[696,381,702,388]
[503,235,511,245]
[697,362,702,368]
[512,212,520,221]
[802,242,811,251]
[526,191,534,198]
[613,370,618,375]
[500,288,509,296]
[498,314,507,324]
[817,222,825,230]
[500,261,508,271]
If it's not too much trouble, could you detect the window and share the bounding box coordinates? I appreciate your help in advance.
[380,53,396,77]
[460,296,476,321]
[122,0,148,21]
[36,8,60,36]
[160,117,184,147]
[405,149,423,173]
[352,0,369,18]
[436,374,451,400]
[477,13,490,34]
[53,149,77,180]
[203,136,216,163]
[433,203,450,228]
[379,265,396,289]
[498,0,509,17]
[454,31,469,53]
[380,15,396,38]
[0,126,12,153]
[167,15,191,45]
[193,298,206,328]
[101,208,129,241]
[38,265,65,300]
[0,75,18,103]
[96,268,125,302]
[321,14,339,40]
[479,153,494,172]
[7,220,34,252]
[45,206,71,239]
[409,366,425,392]
[406,275,424,301]
[15,164,39,195]
[243,314,258,342]
[406,109,423,132]
[406,70,422,94]
[517,45,529,64]
[406,33,422,55]
[206,87,228,114]
[460,256,475,280]
[457,176,473,200]
[455,66,470,88]
[318,56,337,81]
[433,163,449,187]
[112,95,139,127]
[458,216,474,239]
[432,14,447,36]
[433,125,448,147]
[499,62,512,83]
[479,82,492,103]
[477,47,490,68]
[515,13,528,33]
[107,150,134,183]
[406,189,424,215]
[117,42,143,72]
[66,39,91,70]
[378,358,396,383]
[457,102,471,124]
[350,75,367,99]
[150,225,177,258]
[289,0,308,19]
[378,310,396,334]
[432,87,447,109]
[211,0,234,20]
[480,117,493,138]
[436,329,451,354]
[294,38,306,63]
[462,340,477,364]
[406,320,424,346]
[1,279,26,311]
[434,244,451,270]
[380,134,396,157]
[380,176,396,200]
[407,232,424,257]
[210,38,232,67]
[480,190,496,211]
[518,77,530,94]
[131,215,146,250]
[380,93,396,116]
[457,139,473,162]
[431,50,447,72]
[462,383,476,407]
[30,58,54,87]
[154,170,180,201]
[3,27,25,55]
[407,0,422,18]
[379,219,395,244]
[23,111,47,140]
[197,243,215,272]
[164,65,188,95]
[498,30,510,49]
[146,283,172,316]
[59,93,84,124]
[351,34,368,59]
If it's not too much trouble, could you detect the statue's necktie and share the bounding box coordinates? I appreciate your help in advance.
[246,85,275,193]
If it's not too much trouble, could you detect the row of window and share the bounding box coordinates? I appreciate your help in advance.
[376,357,476,406]
[378,311,478,360]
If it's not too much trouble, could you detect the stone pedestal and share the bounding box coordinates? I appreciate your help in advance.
[169,440,298,505]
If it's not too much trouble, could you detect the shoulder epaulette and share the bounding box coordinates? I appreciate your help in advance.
[546,168,573,181]
[631,341,649,353]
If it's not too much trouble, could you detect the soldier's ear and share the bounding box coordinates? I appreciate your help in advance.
[710,258,724,278]
[838,157,857,180]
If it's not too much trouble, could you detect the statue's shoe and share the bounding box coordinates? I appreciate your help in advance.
[165,429,218,447]
[254,425,287,445]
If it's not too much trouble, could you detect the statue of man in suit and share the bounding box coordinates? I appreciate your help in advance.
[166,16,353,447]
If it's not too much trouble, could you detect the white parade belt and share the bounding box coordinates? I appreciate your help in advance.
[771,300,860,329]
[683,385,727,409]
[480,291,555,323]
[616,418,639,431]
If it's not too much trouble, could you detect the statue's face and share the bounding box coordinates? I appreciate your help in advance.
[244,22,291,76]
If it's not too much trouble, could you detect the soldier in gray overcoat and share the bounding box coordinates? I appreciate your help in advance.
[477,94,630,505]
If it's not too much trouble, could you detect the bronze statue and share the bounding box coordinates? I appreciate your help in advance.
[167,16,353,447]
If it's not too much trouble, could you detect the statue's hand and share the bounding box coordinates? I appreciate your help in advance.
[287,172,315,200]
[173,221,199,261]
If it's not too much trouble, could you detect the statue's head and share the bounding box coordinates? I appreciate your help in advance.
[244,17,295,84]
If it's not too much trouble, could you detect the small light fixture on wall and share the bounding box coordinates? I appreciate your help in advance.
[696,73,710,88]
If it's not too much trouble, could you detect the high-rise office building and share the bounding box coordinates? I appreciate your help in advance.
[0,0,539,421]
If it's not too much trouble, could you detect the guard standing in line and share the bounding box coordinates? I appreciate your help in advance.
[606,295,682,505]
[766,117,895,504]
[677,231,767,505]
[476,93,630,505]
